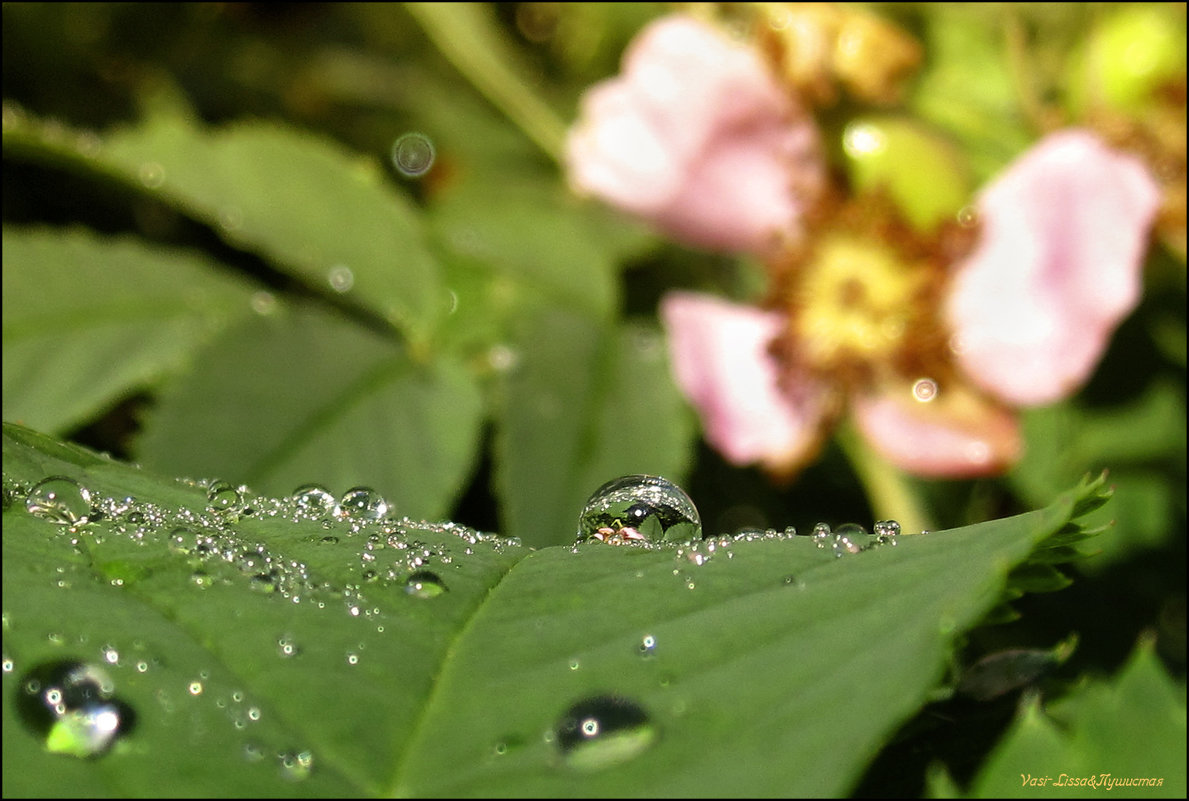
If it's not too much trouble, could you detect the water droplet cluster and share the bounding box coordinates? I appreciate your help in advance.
[812,520,901,558]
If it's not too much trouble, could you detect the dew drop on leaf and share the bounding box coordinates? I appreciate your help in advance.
[205,481,243,514]
[833,523,873,555]
[291,484,338,519]
[554,694,657,771]
[278,749,314,781]
[576,475,701,544]
[874,519,901,545]
[404,570,447,598]
[16,661,133,758]
[638,635,657,658]
[25,477,92,525]
[339,487,389,520]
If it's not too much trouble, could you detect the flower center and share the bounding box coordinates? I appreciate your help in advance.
[769,196,971,395]
[795,235,926,372]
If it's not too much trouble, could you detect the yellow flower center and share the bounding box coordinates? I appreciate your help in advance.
[794,235,926,371]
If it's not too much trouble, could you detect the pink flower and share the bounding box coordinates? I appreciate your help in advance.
[945,130,1161,407]
[564,14,822,255]
[661,130,1159,478]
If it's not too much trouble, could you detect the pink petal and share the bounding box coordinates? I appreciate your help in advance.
[660,291,829,473]
[853,381,1022,478]
[565,14,822,255]
[946,130,1160,406]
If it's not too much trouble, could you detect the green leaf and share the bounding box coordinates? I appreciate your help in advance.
[2,227,255,434]
[1010,381,1186,565]
[427,181,622,321]
[493,309,694,548]
[961,638,1186,798]
[3,109,448,345]
[135,303,483,522]
[4,423,1111,797]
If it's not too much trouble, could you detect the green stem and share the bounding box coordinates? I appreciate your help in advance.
[835,422,934,536]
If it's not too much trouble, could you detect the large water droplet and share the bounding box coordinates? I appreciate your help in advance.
[391,132,435,177]
[339,487,389,520]
[833,523,873,555]
[205,481,243,514]
[291,484,337,519]
[577,475,701,544]
[404,570,447,599]
[16,661,133,758]
[555,694,656,771]
[26,477,92,525]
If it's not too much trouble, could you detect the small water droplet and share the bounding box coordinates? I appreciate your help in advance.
[811,522,833,549]
[276,636,302,659]
[188,681,203,696]
[555,695,656,771]
[391,132,436,177]
[874,519,901,545]
[577,475,701,544]
[404,570,447,599]
[278,749,314,781]
[957,205,979,227]
[912,378,938,402]
[137,162,165,188]
[638,635,657,658]
[339,487,389,520]
[26,477,92,525]
[16,661,132,758]
[328,264,354,294]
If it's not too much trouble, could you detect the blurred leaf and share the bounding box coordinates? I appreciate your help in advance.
[428,180,631,323]
[1010,380,1186,565]
[961,638,1186,798]
[2,227,254,434]
[493,308,693,548]
[4,423,1114,797]
[135,303,483,521]
[3,109,448,345]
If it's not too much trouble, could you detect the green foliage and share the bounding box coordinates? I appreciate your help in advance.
[2,424,1122,797]
[941,638,1187,798]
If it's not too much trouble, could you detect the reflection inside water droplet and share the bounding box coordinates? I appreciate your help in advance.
[555,694,656,771]
[577,475,701,544]
[26,477,92,525]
